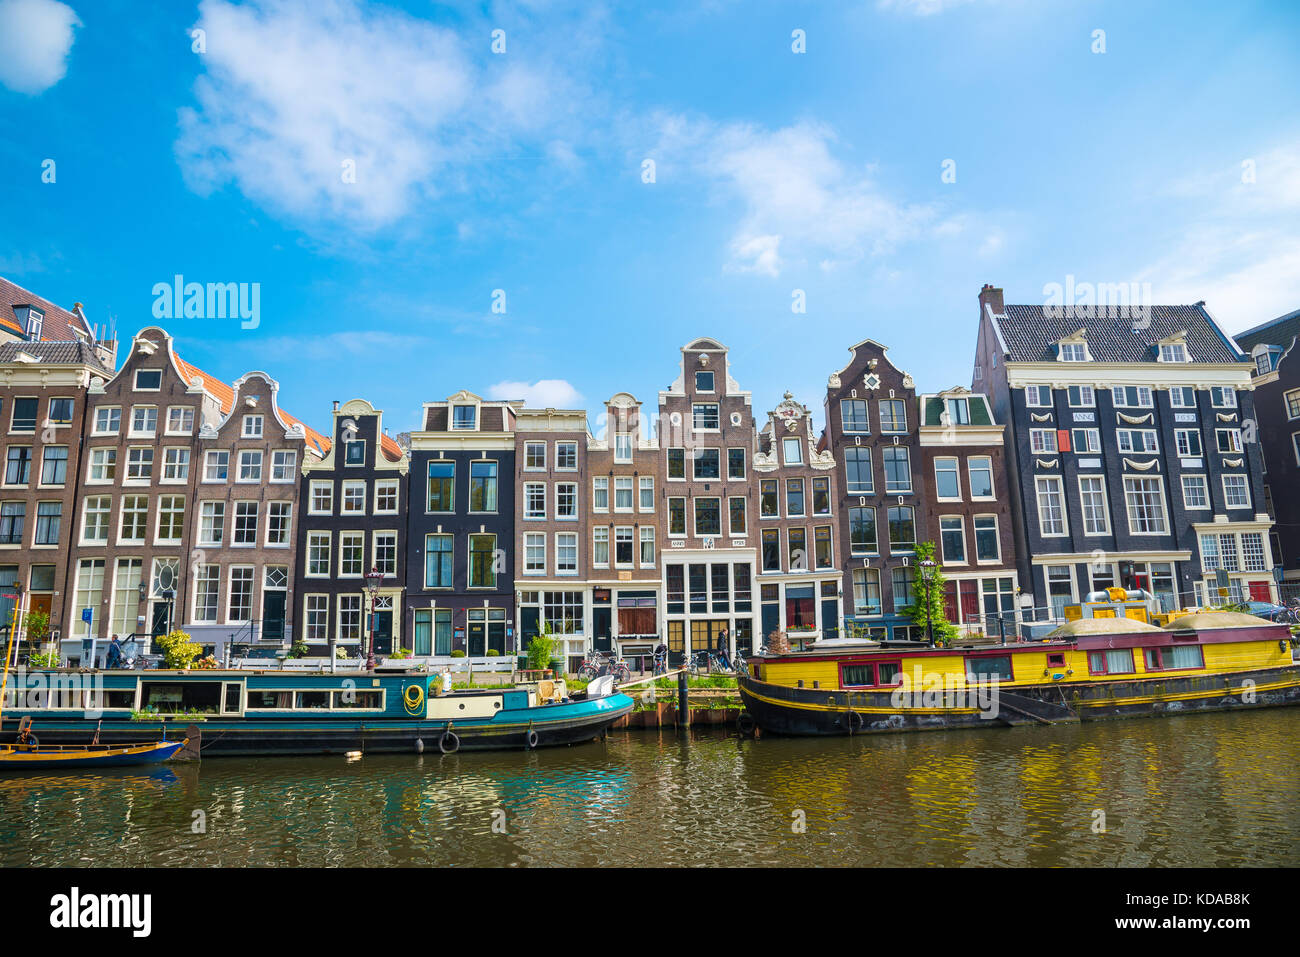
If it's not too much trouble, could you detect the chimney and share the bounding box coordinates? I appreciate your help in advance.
[979,283,1005,317]
[332,400,340,413]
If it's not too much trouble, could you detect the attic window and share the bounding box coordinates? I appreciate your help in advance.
[1059,342,1088,362]
[24,308,43,341]
[1159,343,1188,363]
[945,398,970,424]
[452,405,477,430]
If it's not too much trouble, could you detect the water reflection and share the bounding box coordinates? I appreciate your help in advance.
[2,711,1297,867]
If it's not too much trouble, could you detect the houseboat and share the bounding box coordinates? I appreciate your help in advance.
[0,669,633,756]
[737,610,1300,736]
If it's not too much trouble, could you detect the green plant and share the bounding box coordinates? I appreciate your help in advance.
[334,644,349,659]
[901,542,961,646]
[487,648,500,657]
[29,648,60,668]
[450,649,466,658]
[389,646,411,659]
[154,629,201,669]
[130,705,208,722]
[526,633,554,671]
[288,638,309,659]
[23,609,50,646]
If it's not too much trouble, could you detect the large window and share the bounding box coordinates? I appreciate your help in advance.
[883,446,911,493]
[1123,477,1168,534]
[233,501,258,545]
[692,403,720,430]
[840,399,869,433]
[427,461,454,512]
[194,563,220,624]
[879,399,907,433]
[974,516,999,562]
[120,495,148,543]
[228,567,254,622]
[728,497,746,535]
[887,506,915,552]
[524,482,546,519]
[469,534,497,587]
[968,455,994,498]
[267,501,291,546]
[40,446,68,485]
[849,506,877,554]
[935,457,960,499]
[556,482,578,518]
[760,480,778,517]
[694,498,721,536]
[786,478,805,516]
[1078,476,1110,535]
[556,533,578,575]
[469,460,498,512]
[1036,476,1067,536]
[692,448,720,480]
[845,447,872,494]
[157,496,185,544]
[940,516,965,563]
[852,567,881,615]
[425,534,453,587]
[891,566,914,613]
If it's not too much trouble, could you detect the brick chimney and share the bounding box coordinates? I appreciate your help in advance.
[979,283,1004,317]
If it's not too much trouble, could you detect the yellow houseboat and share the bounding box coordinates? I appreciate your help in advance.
[736,611,1300,736]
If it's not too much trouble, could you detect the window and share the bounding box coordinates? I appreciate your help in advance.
[852,567,881,615]
[89,448,116,482]
[692,448,720,480]
[204,450,229,481]
[233,501,258,545]
[194,565,220,623]
[1159,343,1188,363]
[1074,476,1109,535]
[727,447,746,479]
[615,527,634,566]
[1059,342,1088,362]
[162,447,189,482]
[844,447,873,494]
[1242,532,1266,572]
[592,476,608,511]
[9,398,36,433]
[694,498,721,537]
[1036,476,1067,536]
[940,516,966,563]
[974,516,1000,562]
[944,398,970,424]
[82,496,110,542]
[34,502,61,545]
[93,407,120,435]
[555,442,578,470]
[272,450,297,483]
[307,531,332,576]
[935,457,960,499]
[849,506,877,554]
[1088,649,1135,675]
[242,414,264,438]
[470,461,499,512]
[228,567,255,622]
[1071,429,1101,453]
[1145,645,1204,671]
[525,532,547,574]
[371,478,397,513]
[1112,386,1153,408]
[692,403,720,430]
[5,446,31,485]
[840,399,869,433]
[374,532,397,576]
[1222,475,1251,509]
[879,399,907,432]
[425,534,453,587]
[1182,474,1209,510]
[668,497,686,535]
[638,476,655,511]
[341,480,366,514]
[339,531,364,576]
[555,533,578,575]
[1210,387,1237,409]
[338,595,363,641]
[237,450,263,482]
[613,476,633,511]
[1117,430,1159,454]
[782,437,803,465]
[967,655,1014,682]
[640,527,656,565]
[344,440,365,466]
[1216,429,1243,453]
[426,461,454,512]
[614,434,633,463]
[119,495,148,543]
[1067,386,1095,407]
[166,406,194,434]
[524,482,546,519]
[134,369,162,391]
[1030,429,1059,454]
[891,566,915,613]
[590,529,607,568]
[469,534,496,587]
[1025,385,1052,408]
[812,477,830,514]
[667,448,685,479]
[787,528,807,570]
[48,397,74,424]
[130,406,157,436]
[199,501,225,545]
[882,446,911,493]
[759,479,778,517]
[1123,477,1168,534]
[126,447,153,480]
[452,405,477,430]
[1174,429,1202,457]
[556,482,577,519]
[304,595,329,641]
[40,446,68,485]
[310,480,333,514]
[1169,386,1196,409]
[762,529,780,571]
[267,501,291,546]
[814,526,833,569]
[786,478,805,516]
[888,506,915,552]
[524,442,546,470]
[695,371,714,392]
[0,502,24,544]
[728,496,746,535]
[156,495,184,543]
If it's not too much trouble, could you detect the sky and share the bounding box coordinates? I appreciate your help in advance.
[2,0,1299,438]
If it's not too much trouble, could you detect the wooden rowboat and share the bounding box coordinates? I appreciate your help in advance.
[0,738,188,770]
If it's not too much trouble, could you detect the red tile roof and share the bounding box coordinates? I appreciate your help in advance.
[380,432,404,461]
[1,276,97,341]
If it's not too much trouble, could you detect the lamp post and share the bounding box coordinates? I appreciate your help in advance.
[365,565,383,672]
[920,559,937,647]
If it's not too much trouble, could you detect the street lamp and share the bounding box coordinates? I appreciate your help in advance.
[365,565,383,672]
[920,559,937,647]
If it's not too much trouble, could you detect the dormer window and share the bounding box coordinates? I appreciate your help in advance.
[452,405,477,430]
[1159,343,1188,363]
[23,308,43,341]
[1059,342,1088,362]
[1253,345,1280,376]
[944,398,970,424]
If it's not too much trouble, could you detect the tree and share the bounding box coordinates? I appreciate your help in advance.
[22,609,50,651]
[902,542,960,646]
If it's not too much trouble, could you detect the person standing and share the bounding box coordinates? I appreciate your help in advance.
[716,627,731,671]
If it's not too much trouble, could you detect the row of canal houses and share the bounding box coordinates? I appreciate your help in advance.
[1,275,1293,669]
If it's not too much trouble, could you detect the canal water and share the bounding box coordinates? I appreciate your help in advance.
[3,710,1297,867]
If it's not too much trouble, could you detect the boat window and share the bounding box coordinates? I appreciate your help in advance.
[141,681,223,714]
[1087,649,1135,675]
[966,655,1013,682]
[222,683,243,715]
[88,689,136,710]
[1144,645,1204,671]
[841,664,875,687]
[294,691,331,710]
[877,662,901,685]
[246,690,295,709]
[333,690,383,709]
[1047,653,1066,667]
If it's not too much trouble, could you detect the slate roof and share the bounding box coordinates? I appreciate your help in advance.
[0,276,96,341]
[0,339,111,371]
[1234,306,1300,354]
[994,303,1244,364]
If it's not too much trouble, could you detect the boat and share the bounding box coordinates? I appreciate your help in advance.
[0,737,189,770]
[0,668,633,756]
[737,608,1300,736]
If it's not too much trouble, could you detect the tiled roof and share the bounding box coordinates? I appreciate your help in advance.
[995,304,1244,364]
[380,433,403,461]
[1234,306,1300,354]
[0,339,110,370]
[0,276,96,341]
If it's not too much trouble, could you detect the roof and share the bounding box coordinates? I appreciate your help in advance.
[1234,306,1300,354]
[0,339,111,371]
[380,433,403,461]
[994,303,1244,364]
[0,276,96,341]
[1162,611,1274,630]
[921,393,994,426]
[1047,618,1162,638]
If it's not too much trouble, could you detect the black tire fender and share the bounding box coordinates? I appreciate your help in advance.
[439,730,459,754]
[846,710,864,734]
[526,729,539,750]
[737,712,756,735]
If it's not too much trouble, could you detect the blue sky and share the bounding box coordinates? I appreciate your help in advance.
[2,0,1299,436]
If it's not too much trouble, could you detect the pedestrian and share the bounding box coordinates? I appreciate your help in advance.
[716,628,731,671]
[105,633,123,670]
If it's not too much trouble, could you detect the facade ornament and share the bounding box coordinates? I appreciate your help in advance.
[1216,412,1238,422]
[1035,458,1059,468]
[828,373,841,389]
[1117,412,1153,424]
[1030,412,1053,422]
[1123,458,1158,470]
[1222,457,1244,467]
[863,373,881,391]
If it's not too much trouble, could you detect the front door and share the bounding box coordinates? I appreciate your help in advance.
[372,611,393,654]
[151,601,171,638]
[467,622,486,657]
[593,607,612,652]
[1249,581,1273,603]
[262,591,286,643]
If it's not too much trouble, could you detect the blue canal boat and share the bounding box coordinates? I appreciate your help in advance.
[0,738,188,769]
[0,669,634,757]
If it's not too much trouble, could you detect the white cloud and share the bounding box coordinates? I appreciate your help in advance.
[488,378,583,408]
[175,0,583,232]
[0,0,80,94]
[876,0,978,15]
[646,115,939,277]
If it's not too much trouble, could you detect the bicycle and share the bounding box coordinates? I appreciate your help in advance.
[577,651,609,681]
[652,651,669,676]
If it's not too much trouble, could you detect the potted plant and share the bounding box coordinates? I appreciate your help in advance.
[154,629,201,670]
